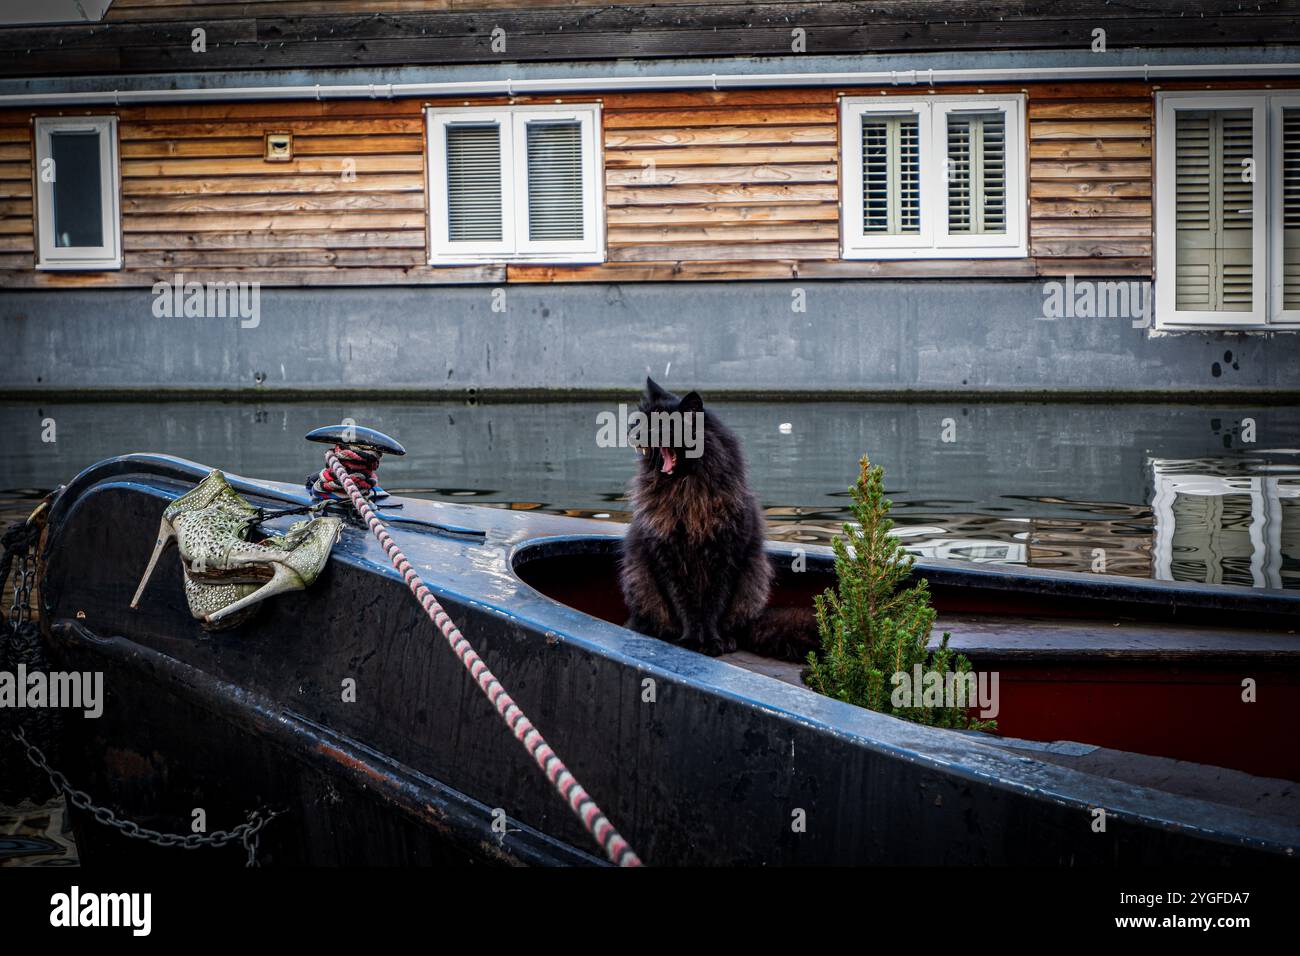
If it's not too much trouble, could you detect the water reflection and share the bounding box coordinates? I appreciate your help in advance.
[0,801,76,867]
[1,400,1297,589]
[1152,460,1300,590]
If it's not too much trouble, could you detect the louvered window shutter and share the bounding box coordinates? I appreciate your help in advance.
[1284,108,1300,310]
[946,113,1007,234]
[1174,109,1254,311]
[861,114,920,235]
[526,120,585,242]
[947,112,1007,235]
[445,123,504,242]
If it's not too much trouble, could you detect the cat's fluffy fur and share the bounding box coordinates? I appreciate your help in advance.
[619,378,817,661]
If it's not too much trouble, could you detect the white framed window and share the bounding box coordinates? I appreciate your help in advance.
[1270,93,1300,326]
[1154,91,1300,329]
[1155,94,1266,328]
[840,95,1026,260]
[426,104,604,264]
[34,116,122,270]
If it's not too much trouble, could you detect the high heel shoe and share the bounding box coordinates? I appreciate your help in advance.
[183,575,264,631]
[130,469,255,608]
[131,469,341,626]
[204,516,342,624]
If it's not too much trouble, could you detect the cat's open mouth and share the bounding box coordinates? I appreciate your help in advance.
[635,444,679,475]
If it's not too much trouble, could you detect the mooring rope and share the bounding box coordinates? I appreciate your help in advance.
[325,450,642,867]
[313,445,381,499]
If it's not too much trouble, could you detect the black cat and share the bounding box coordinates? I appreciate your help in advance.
[619,378,818,661]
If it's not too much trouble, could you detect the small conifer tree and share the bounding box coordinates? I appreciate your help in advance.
[805,455,994,731]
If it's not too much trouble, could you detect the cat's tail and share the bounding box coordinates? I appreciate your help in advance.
[743,606,820,663]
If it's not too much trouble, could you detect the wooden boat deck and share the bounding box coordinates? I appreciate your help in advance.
[929,613,1298,660]
[727,611,1300,686]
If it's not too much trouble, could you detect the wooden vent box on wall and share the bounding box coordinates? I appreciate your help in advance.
[264,130,293,162]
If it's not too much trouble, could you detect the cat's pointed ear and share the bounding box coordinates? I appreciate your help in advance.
[644,376,670,401]
[678,391,704,415]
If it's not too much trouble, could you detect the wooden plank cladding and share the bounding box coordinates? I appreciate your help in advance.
[8,1,1299,78]
[117,101,429,276]
[604,90,839,264]
[1026,92,1153,272]
[0,78,1244,289]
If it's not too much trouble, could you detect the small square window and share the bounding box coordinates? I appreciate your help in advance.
[426,105,604,264]
[34,116,122,270]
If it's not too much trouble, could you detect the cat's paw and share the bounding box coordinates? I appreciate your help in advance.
[701,628,729,657]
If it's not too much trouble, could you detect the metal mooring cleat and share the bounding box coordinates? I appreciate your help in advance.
[305,423,407,457]
[305,423,406,503]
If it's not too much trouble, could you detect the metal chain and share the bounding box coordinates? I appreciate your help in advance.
[4,501,46,634]
[7,548,34,632]
[11,726,282,865]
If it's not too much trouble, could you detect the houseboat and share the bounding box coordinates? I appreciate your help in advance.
[0,0,1298,397]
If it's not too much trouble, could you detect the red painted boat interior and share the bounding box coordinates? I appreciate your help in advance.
[515,551,1300,782]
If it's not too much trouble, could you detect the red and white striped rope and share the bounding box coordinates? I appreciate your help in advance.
[326,451,642,867]
[314,445,381,498]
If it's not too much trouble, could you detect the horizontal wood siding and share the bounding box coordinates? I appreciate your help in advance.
[102,0,766,17]
[0,99,498,287]
[0,115,32,272]
[1027,89,1153,275]
[542,83,1154,282]
[603,89,840,268]
[5,79,1291,288]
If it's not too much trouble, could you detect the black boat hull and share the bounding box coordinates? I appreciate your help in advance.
[32,455,1300,865]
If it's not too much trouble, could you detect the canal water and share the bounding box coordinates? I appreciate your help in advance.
[2,398,1299,587]
[1,398,1298,866]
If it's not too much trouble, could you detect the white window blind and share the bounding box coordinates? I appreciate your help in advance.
[1173,109,1254,312]
[445,123,504,243]
[1154,93,1272,328]
[1283,107,1300,311]
[525,121,585,242]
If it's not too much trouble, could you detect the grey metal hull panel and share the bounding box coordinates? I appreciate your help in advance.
[4,283,1299,395]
